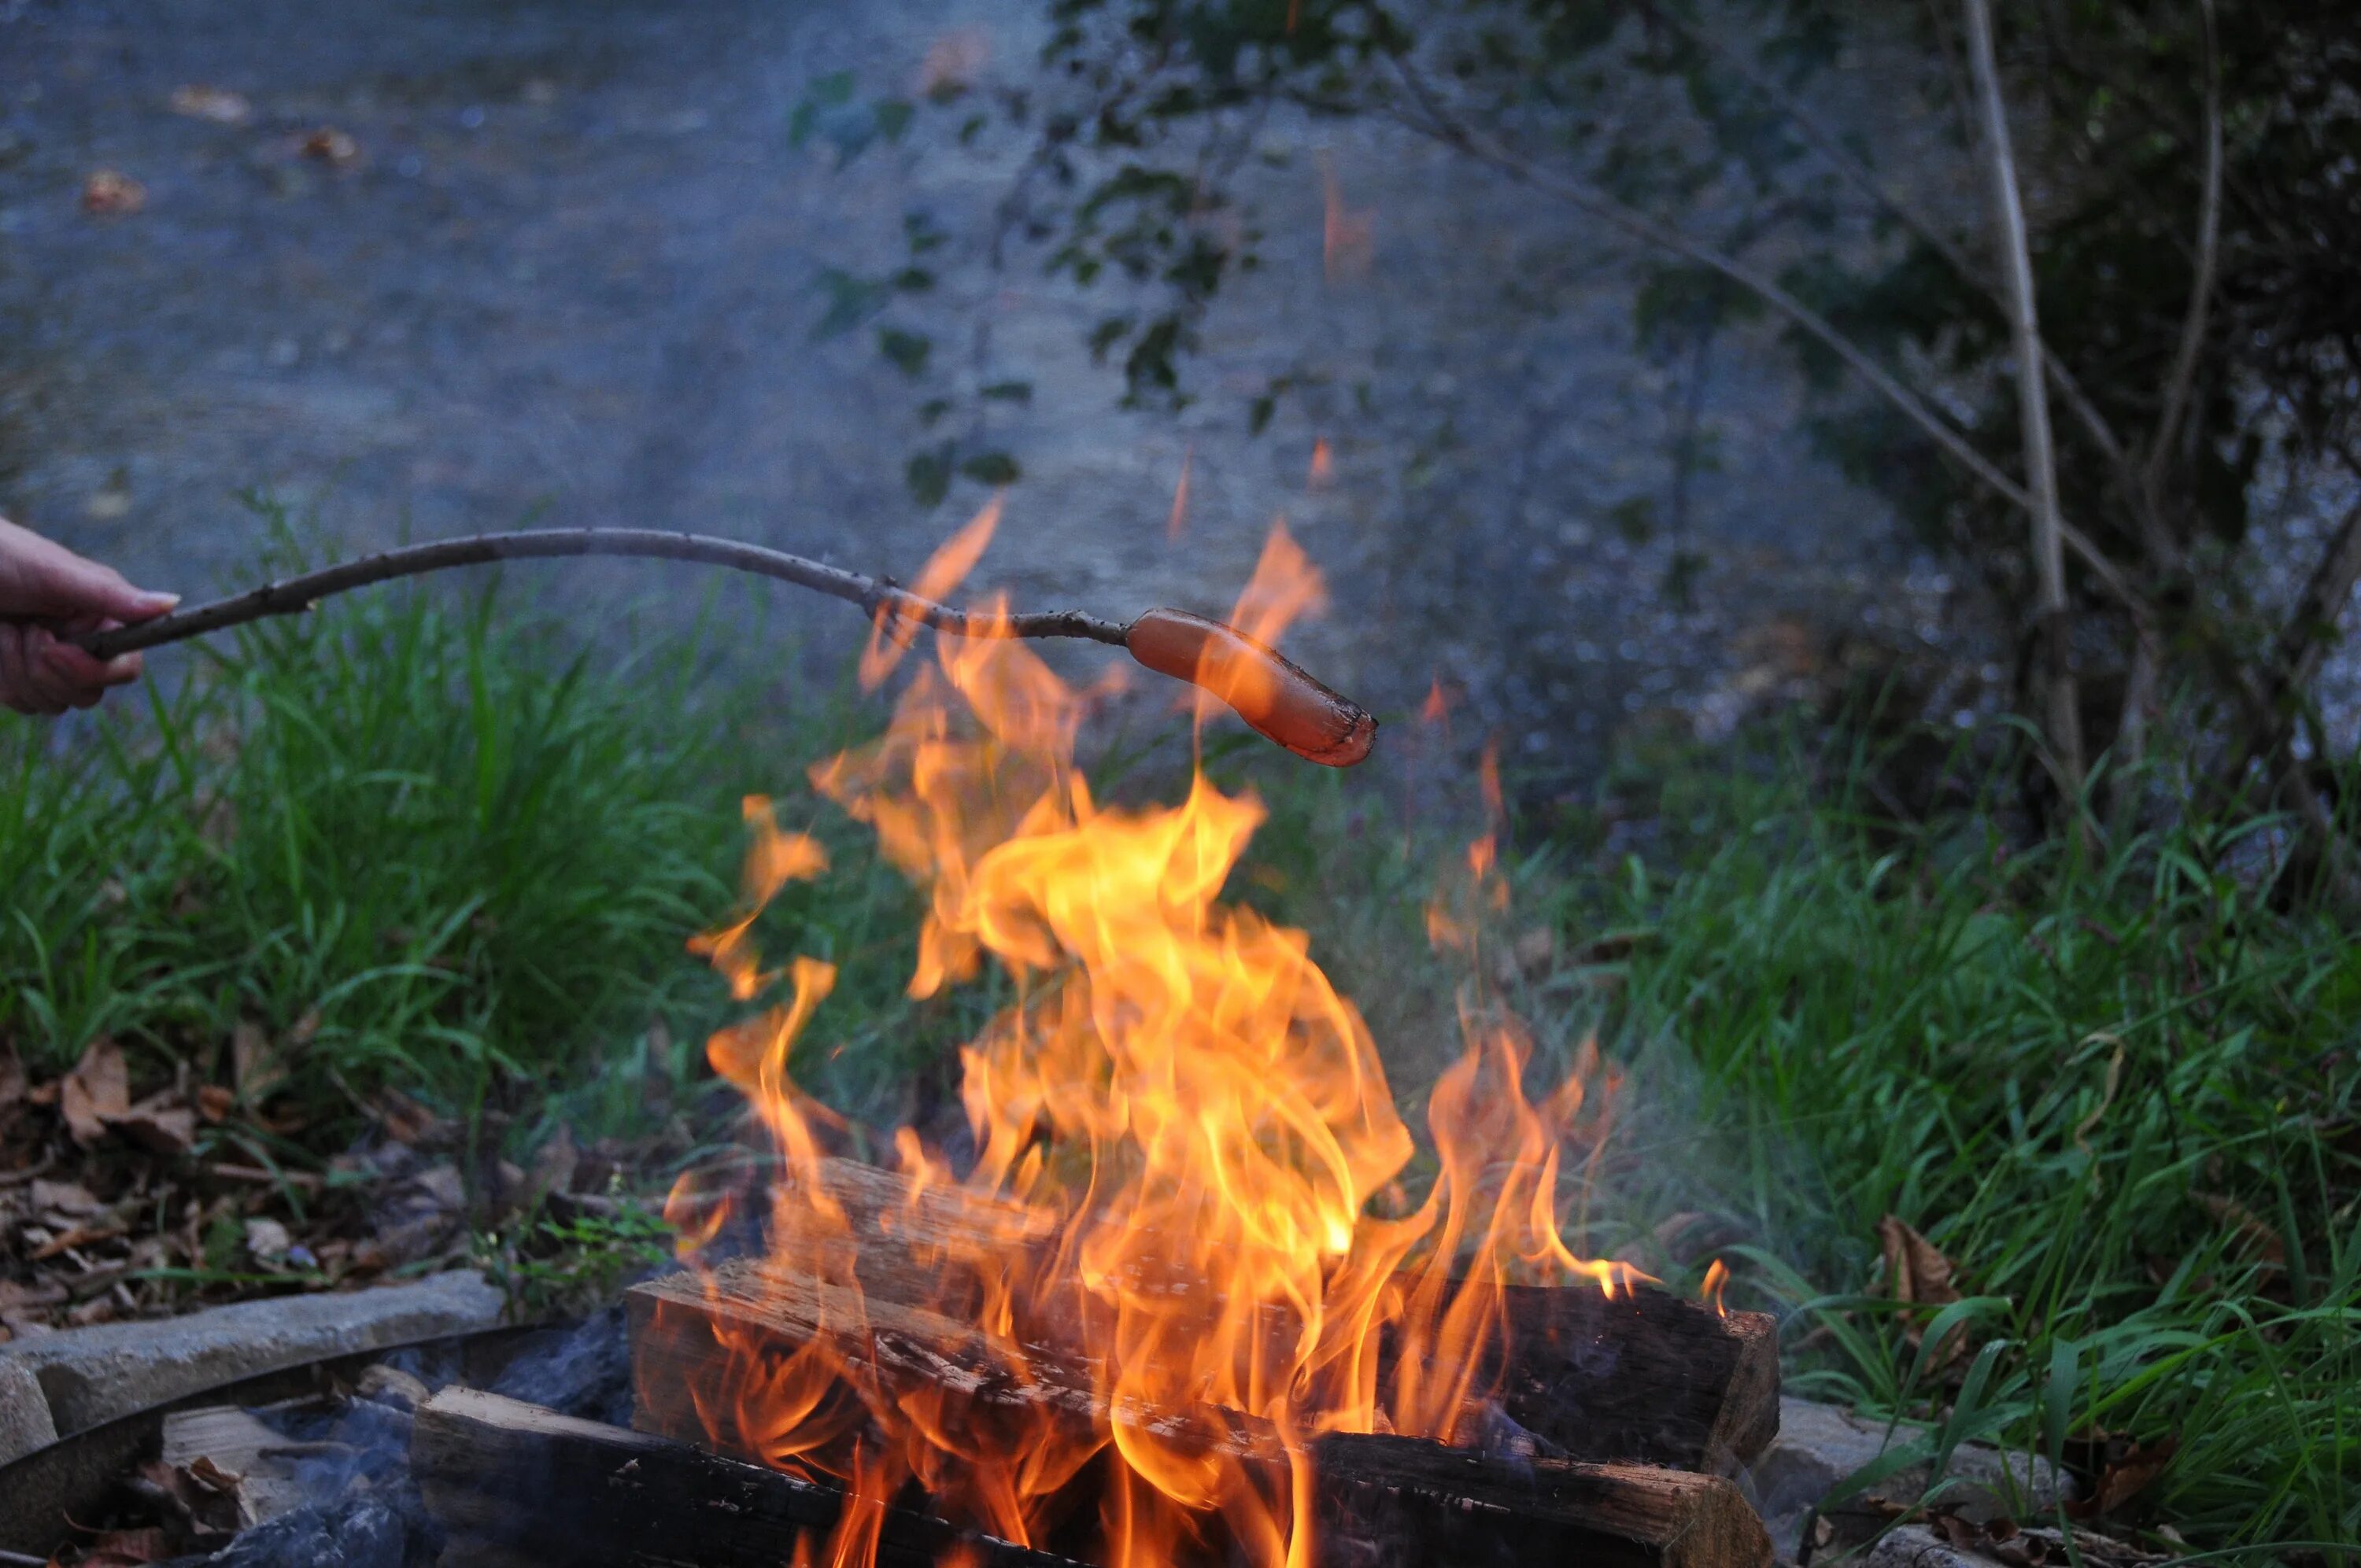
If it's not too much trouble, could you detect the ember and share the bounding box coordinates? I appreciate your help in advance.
[638,526,1766,1566]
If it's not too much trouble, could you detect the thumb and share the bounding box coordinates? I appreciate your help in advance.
[8,533,179,623]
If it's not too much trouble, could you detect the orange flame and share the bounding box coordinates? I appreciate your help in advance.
[661,524,1642,1566]
[859,495,1001,691]
[1321,156,1373,283]
[1168,444,1193,541]
[1308,437,1332,488]
[1702,1259,1730,1319]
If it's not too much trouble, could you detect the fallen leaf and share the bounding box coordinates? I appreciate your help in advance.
[232,1021,287,1105]
[2067,1433,2178,1518]
[113,1093,197,1156]
[82,169,147,215]
[525,1124,578,1208]
[61,1038,131,1146]
[30,1178,104,1216]
[0,1279,68,1311]
[2192,1190,2285,1267]
[299,126,360,164]
[168,83,253,124]
[78,1526,174,1566]
[197,1084,235,1123]
[244,1217,291,1264]
[1878,1214,1962,1306]
[1877,1212,1968,1370]
[371,1087,446,1146]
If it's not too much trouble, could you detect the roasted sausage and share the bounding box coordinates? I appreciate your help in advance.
[1125,607,1377,767]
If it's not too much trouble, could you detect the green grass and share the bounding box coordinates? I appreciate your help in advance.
[4,588,2351,1557]
[0,570,969,1153]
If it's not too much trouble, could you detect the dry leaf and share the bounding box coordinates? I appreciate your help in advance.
[2192,1191,2285,1267]
[168,83,253,124]
[372,1087,445,1146]
[30,1178,104,1216]
[232,1021,287,1105]
[299,126,360,164]
[1877,1213,1968,1371]
[82,168,147,215]
[243,1217,292,1264]
[79,1526,175,1566]
[113,1093,197,1156]
[61,1037,131,1146]
[525,1123,579,1207]
[1878,1214,1962,1305]
[197,1084,235,1123]
[2067,1434,2178,1518]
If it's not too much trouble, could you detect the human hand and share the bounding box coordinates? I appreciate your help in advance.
[0,515,179,715]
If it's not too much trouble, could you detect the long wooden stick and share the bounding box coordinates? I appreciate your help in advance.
[71,528,1126,657]
[67,528,1377,767]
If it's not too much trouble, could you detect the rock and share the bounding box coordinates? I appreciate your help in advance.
[0,1354,60,1465]
[1746,1396,2073,1558]
[1858,1524,1992,1568]
[0,1271,503,1437]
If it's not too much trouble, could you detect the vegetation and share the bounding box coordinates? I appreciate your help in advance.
[7,597,2348,1554]
[815,0,2361,866]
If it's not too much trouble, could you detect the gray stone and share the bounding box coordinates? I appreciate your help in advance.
[1859,1525,1992,1568]
[0,1271,503,1437]
[1,1352,60,1466]
[1746,1396,2073,1558]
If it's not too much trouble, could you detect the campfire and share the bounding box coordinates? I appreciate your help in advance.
[419,521,1779,1567]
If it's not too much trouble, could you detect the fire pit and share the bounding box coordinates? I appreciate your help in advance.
[409,531,1782,1568]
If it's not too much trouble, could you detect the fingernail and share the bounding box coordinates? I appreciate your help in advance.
[141,590,182,611]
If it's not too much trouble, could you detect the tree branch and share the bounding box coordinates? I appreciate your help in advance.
[1642,2,2130,469]
[2145,0,2222,503]
[1964,0,2085,796]
[70,529,1127,659]
[1376,57,2147,621]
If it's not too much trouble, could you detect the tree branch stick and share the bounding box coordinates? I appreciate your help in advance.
[65,528,1378,768]
[1964,0,2086,800]
[1379,59,2145,621]
[2145,0,2222,509]
[1641,2,2129,468]
[70,529,1127,659]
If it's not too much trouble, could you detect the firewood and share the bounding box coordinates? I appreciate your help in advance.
[411,1386,1085,1568]
[419,1385,1767,1568]
[628,1267,1772,1568]
[637,1155,1779,1470]
[1310,1433,1771,1568]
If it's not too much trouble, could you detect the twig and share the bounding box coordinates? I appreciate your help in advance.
[68,528,1379,768]
[75,529,1128,659]
[1642,2,2129,467]
[1380,56,2150,621]
[1964,0,2086,799]
[2145,0,2222,511]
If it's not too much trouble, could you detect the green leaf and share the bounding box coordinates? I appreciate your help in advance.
[959,452,1022,487]
[979,381,1033,404]
[874,99,914,142]
[878,328,932,378]
[905,446,953,507]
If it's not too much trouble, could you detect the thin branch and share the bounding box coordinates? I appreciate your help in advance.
[70,529,1129,660]
[1964,0,2084,795]
[2145,0,2222,500]
[1644,2,2129,467]
[2235,491,2361,778]
[64,529,1381,768]
[1379,57,2147,620]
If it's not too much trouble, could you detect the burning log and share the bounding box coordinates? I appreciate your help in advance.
[412,1386,1086,1568]
[634,1157,1779,1474]
[416,1386,1768,1568]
